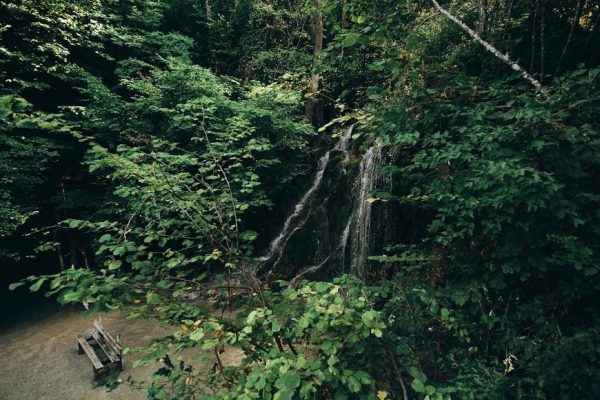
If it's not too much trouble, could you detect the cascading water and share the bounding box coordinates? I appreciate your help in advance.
[258,125,355,266]
[348,142,382,277]
[338,216,352,273]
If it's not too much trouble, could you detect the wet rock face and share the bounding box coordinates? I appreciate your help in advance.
[259,128,392,279]
[257,127,354,276]
[259,125,402,282]
[266,142,354,279]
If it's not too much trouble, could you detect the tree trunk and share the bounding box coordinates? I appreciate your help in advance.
[554,0,585,76]
[205,0,212,20]
[80,248,90,269]
[52,229,65,270]
[479,0,489,37]
[540,0,545,79]
[501,0,514,52]
[341,0,348,57]
[530,0,539,73]
[305,0,324,127]
[68,232,78,268]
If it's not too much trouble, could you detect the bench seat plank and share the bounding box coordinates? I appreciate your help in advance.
[75,333,105,371]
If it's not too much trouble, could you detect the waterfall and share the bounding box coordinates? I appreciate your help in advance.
[338,215,352,273]
[258,125,354,266]
[258,125,384,280]
[348,143,382,277]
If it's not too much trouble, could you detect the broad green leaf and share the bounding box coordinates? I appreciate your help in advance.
[275,372,301,391]
[343,33,361,47]
[29,278,46,292]
[9,281,26,290]
[190,329,204,341]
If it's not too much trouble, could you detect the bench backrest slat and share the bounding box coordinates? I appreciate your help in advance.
[93,319,123,354]
[90,328,120,364]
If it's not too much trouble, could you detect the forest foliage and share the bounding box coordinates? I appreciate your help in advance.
[2,0,600,399]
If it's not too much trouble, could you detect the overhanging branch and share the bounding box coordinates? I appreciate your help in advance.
[431,0,544,92]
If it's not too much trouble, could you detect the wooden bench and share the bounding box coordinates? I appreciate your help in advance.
[75,316,123,380]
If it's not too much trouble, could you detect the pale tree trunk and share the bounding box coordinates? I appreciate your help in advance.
[479,0,489,37]
[540,0,546,79]
[306,0,324,127]
[205,0,212,21]
[54,183,67,270]
[431,0,544,91]
[554,0,585,75]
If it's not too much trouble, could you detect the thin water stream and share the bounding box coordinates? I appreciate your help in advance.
[349,142,382,277]
[257,125,354,267]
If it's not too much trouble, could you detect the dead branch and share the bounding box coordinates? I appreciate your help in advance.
[288,256,331,289]
[431,0,544,92]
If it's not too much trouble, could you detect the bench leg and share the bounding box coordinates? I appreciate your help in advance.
[93,367,106,384]
[78,342,84,355]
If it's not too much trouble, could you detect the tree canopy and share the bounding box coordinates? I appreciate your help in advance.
[2,0,600,399]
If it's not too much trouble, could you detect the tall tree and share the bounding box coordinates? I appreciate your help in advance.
[555,0,585,75]
[305,0,324,127]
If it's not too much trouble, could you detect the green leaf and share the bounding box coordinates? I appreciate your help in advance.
[347,375,361,393]
[113,246,127,256]
[343,33,361,47]
[190,329,204,341]
[99,234,112,243]
[50,278,62,289]
[29,278,46,292]
[287,290,298,300]
[60,290,82,303]
[146,292,160,305]
[275,390,293,400]
[315,282,330,293]
[271,319,282,333]
[9,281,26,291]
[275,372,301,391]
[361,310,379,328]
[411,379,425,393]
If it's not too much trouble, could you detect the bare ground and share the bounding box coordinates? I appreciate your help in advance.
[0,306,175,400]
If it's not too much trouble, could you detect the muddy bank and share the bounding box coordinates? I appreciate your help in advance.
[0,305,172,400]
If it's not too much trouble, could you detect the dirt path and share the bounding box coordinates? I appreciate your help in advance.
[0,306,173,400]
